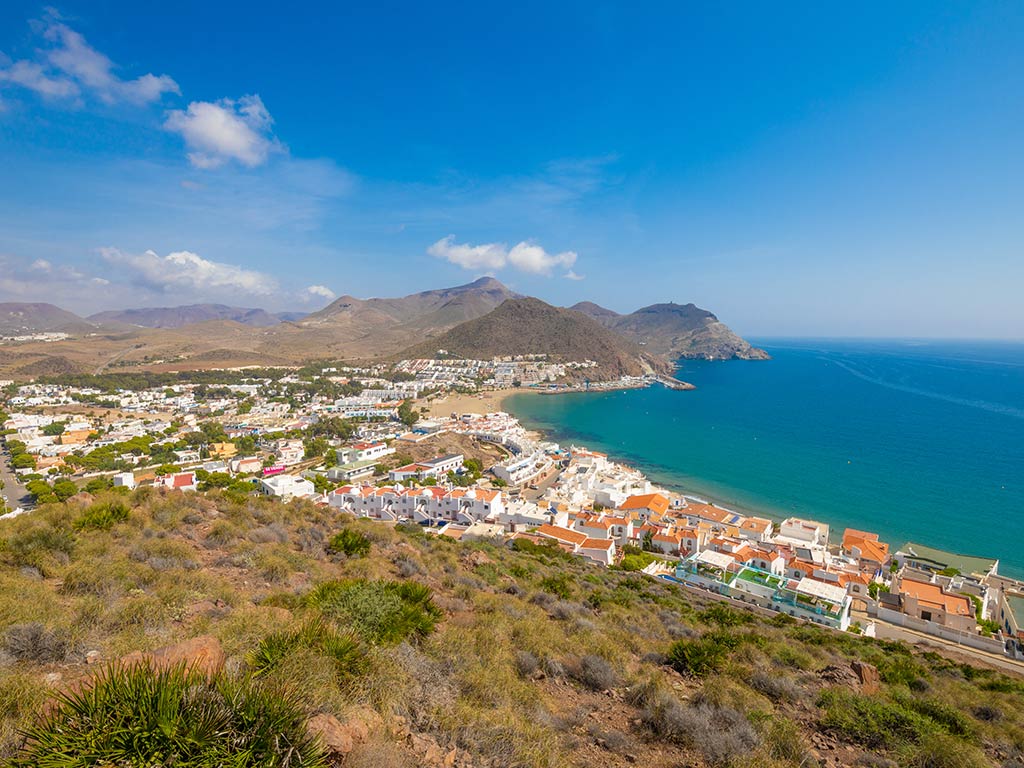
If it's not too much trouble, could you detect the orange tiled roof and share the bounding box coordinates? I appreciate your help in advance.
[620,493,670,515]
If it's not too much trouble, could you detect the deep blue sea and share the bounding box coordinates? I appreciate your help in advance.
[505,340,1024,577]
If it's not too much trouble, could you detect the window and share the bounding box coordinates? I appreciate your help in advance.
[921,610,933,622]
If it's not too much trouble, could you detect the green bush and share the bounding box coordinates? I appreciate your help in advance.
[700,604,753,627]
[818,689,934,749]
[539,573,574,600]
[306,579,441,645]
[3,522,75,570]
[250,618,365,680]
[328,529,371,558]
[667,637,728,677]
[10,664,326,767]
[74,499,130,531]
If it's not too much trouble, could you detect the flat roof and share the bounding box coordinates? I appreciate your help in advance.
[696,550,735,570]
[898,542,997,576]
[795,577,847,605]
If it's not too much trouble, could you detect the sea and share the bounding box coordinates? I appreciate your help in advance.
[505,339,1024,578]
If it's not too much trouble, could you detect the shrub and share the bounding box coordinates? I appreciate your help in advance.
[749,670,802,702]
[306,579,442,645]
[74,499,130,531]
[818,689,934,749]
[328,529,371,558]
[700,604,753,627]
[573,654,618,691]
[539,573,574,600]
[633,681,758,766]
[667,636,730,677]
[250,618,365,680]
[2,623,68,663]
[908,732,989,768]
[514,650,540,678]
[10,664,326,767]
[3,523,74,570]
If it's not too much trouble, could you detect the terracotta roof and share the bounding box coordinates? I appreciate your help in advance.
[581,537,615,551]
[900,578,973,616]
[620,493,670,515]
[535,524,588,547]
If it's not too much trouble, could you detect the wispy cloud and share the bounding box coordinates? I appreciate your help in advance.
[100,247,277,296]
[165,95,283,169]
[429,235,578,277]
[0,10,178,105]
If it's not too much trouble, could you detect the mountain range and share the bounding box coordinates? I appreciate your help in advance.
[0,278,766,378]
[87,304,307,329]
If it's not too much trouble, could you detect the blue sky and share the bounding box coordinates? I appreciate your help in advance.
[1,2,1023,337]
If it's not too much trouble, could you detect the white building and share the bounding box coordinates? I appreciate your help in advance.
[260,474,316,500]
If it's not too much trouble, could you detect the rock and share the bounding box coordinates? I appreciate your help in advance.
[307,709,380,757]
[818,664,859,688]
[444,747,458,767]
[465,551,492,568]
[851,660,880,694]
[85,650,101,665]
[119,635,225,677]
[307,713,355,755]
[43,672,62,686]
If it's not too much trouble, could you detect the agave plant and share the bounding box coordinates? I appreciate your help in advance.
[12,663,326,768]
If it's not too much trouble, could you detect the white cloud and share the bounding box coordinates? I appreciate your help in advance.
[31,259,53,272]
[100,247,277,296]
[428,235,508,271]
[164,95,282,169]
[507,241,577,275]
[0,59,77,99]
[429,235,579,277]
[305,284,336,300]
[0,13,178,105]
[564,269,585,281]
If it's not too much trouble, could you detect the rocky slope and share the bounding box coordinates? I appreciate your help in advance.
[571,301,769,361]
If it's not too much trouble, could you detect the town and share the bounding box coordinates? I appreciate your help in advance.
[2,362,1023,668]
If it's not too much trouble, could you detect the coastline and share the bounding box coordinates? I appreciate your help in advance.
[499,387,1017,576]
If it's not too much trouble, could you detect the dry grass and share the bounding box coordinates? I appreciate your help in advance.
[0,488,1022,767]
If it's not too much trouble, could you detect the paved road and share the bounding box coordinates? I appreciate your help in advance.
[0,441,32,513]
[869,618,1024,676]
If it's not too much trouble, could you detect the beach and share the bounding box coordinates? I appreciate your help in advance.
[423,388,529,419]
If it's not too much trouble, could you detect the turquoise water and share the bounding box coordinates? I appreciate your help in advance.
[505,340,1024,577]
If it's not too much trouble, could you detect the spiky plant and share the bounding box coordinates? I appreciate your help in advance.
[11,663,326,767]
[305,579,442,645]
[327,529,371,558]
[249,618,366,680]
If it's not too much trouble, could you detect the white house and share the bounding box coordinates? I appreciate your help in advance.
[112,472,136,490]
[336,441,394,465]
[260,474,315,500]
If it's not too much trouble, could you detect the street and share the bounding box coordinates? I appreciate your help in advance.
[0,441,32,513]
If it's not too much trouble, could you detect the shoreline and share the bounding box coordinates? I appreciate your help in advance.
[496,389,1011,572]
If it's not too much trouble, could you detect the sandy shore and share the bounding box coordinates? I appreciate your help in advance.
[423,388,532,418]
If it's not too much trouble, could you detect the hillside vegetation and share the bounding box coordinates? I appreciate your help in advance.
[0,490,1021,767]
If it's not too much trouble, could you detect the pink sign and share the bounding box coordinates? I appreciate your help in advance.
[262,465,285,477]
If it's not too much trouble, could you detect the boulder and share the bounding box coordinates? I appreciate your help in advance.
[851,660,880,694]
[119,635,225,677]
[307,713,356,756]
[307,709,380,757]
[818,664,859,688]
